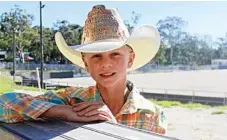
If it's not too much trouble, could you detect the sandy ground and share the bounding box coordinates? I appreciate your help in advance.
[127,70,227,92]
[164,107,227,140]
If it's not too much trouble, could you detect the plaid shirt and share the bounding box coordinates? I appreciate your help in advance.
[0,82,167,134]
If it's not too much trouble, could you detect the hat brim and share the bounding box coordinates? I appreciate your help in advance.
[55,25,160,71]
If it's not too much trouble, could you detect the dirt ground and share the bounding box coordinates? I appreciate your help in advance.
[164,107,227,140]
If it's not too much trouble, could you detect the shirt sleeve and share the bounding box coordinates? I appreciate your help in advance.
[0,87,82,123]
[34,87,78,105]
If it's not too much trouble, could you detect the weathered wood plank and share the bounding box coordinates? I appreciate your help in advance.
[0,128,21,140]
[0,119,179,140]
[0,121,59,140]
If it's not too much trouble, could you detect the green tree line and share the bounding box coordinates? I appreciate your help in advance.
[1,5,227,65]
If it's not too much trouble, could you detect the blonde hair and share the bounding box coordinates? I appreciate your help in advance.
[81,44,134,57]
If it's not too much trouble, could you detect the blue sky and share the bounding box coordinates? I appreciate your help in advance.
[1,1,227,40]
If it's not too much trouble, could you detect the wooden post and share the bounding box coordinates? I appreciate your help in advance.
[36,67,42,94]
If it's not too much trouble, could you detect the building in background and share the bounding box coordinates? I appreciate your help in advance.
[0,51,7,61]
[211,59,227,69]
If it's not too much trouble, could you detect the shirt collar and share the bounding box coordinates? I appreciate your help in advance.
[117,81,157,116]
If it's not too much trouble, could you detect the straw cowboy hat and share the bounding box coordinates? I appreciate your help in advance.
[55,5,160,71]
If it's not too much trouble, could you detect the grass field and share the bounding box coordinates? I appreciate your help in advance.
[0,75,45,94]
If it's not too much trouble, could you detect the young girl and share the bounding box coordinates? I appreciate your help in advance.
[0,5,167,134]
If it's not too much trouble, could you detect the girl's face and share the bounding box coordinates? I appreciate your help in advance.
[82,46,135,88]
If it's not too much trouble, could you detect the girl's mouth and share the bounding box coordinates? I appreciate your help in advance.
[100,72,116,78]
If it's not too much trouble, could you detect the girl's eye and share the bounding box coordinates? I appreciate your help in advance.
[112,52,120,56]
[92,54,101,59]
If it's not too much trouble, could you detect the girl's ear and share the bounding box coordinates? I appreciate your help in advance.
[128,50,135,68]
[82,55,89,72]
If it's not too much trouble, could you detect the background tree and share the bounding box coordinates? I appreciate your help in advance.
[157,17,187,65]
[124,11,141,34]
[0,5,34,63]
[53,20,83,64]
[215,33,227,59]
[1,5,227,66]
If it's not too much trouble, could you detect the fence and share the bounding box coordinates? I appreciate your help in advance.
[0,62,216,74]
[0,62,81,71]
[138,87,227,106]
[0,71,10,76]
